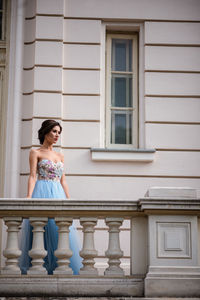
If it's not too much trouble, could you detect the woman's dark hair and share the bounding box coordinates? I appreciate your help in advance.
[38,119,62,144]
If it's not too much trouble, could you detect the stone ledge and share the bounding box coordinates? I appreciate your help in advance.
[91,148,156,162]
[0,276,143,297]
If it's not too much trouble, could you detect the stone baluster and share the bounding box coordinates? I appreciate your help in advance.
[104,217,124,276]
[54,217,73,274]
[79,217,98,275]
[1,217,22,274]
[27,217,48,274]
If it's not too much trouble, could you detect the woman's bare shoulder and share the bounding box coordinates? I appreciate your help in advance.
[57,152,64,162]
[29,148,40,158]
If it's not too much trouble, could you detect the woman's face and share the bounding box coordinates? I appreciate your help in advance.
[45,125,61,144]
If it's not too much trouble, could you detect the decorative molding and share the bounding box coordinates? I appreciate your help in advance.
[157,222,191,258]
[91,148,156,162]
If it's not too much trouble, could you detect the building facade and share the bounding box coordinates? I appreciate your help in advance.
[0,0,200,297]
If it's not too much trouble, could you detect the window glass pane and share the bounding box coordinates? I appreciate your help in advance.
[111,74,132,107]
[112,39,132,72]
[111,111,132,144]
[0,0,2,10]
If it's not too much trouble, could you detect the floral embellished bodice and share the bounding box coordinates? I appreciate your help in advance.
[37,159,64,181]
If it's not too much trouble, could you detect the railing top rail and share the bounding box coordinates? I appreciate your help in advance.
[0,198,139,218]
[0,194,200,217]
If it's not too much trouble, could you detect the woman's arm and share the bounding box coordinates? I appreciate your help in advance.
[60,174,70,199]
[60,153,70,198]
[27,149,38,198]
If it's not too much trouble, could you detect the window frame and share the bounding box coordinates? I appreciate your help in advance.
[106,33,138,149]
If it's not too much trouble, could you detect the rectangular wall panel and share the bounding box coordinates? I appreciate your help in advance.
[36,0,63,14]
[63,96,100,120]
[145,73,200,96]
[145,22,200,44]
[33,93,62,118]
[24,19,36,43]
[19,175,200,200]
[63,19,101,43]
[64,0,200,21]
[34,67,62,91]
[35,41,63,66]
[145,46,200,71]
[63,70,100,94]
[145,123,200,149]
[145,97,200,123]
[62,122,100,147]
[25,0,36,18]
[36,16,63,40]
[21,121,33,147]
[22,95,33,119]
[61,149,200,177]
[63,44,100,69]
[23,70,34,94]
[24,44,35,69]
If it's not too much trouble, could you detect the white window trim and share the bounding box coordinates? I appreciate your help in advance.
[91,148,156,162]
[106,33,138,149]
[93,22,154,162]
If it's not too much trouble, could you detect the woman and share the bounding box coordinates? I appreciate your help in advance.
[19,119,82,274]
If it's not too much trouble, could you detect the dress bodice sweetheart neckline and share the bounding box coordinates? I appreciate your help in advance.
[37,159,64,181]
[38,159,63,165]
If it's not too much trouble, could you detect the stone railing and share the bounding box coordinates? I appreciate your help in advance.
[0,187,200,297]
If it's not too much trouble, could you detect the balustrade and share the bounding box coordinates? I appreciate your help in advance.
[2,217,22,274]
[0,210,126,276]
[0,190,199,298]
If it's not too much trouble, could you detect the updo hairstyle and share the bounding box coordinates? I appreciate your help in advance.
[38,119,62,145]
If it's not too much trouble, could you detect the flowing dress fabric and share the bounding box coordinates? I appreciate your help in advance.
[19,159,82,275]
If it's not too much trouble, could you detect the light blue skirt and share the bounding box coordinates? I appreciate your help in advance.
[19,180,82,275]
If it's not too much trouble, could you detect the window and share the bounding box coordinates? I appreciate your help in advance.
[106,34,138,148]
[0,0,6,41]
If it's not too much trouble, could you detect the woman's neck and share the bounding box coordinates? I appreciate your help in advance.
[41,141,53,151]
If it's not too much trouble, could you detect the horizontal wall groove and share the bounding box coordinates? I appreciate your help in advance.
[63,17,200,23]
[25,16,35,20]
[64,17,101,20]
[62,93,100,96]
[21,117,99,123]
[76,227,130,232]
[63,68,100,71]
[23,90,62,95]
[21,146,200,152]
[22,117,61,122]
[23,65,62,70]
[145,43,200,47]
[37,14,64,17]
[21,146,91,150]
[63,42,101,46]
[145,94,200,98]
[62,119,100,122]
[145,70,200,74]
[145,121,200,125]
[25,14,64,20]
[24,41,35,45]
[156,148,200,152]
[20,173,200,179]
[24,39,63,45]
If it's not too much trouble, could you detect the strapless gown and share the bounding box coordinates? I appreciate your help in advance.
[19,159,82,275]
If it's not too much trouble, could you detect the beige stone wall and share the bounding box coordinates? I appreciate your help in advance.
[20,0,200,201]
[17,0,200,272]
